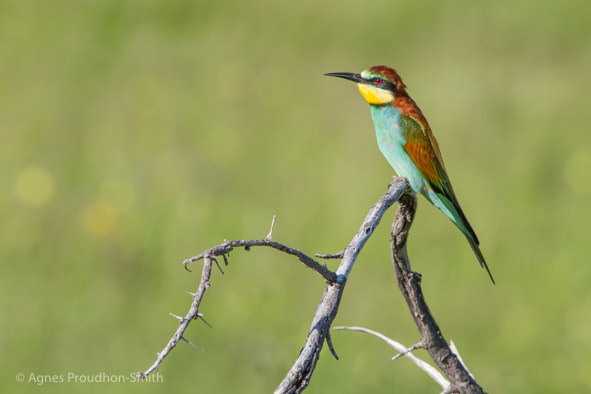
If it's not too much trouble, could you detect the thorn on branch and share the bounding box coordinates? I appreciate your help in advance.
[212,257,224,274]
[183,259,193,272]
[181,336,204,352]
[169,313,185,322]
[265,215,276,241]
[197,313,213,328]
[326,331,339,360]
[222,254,229,266]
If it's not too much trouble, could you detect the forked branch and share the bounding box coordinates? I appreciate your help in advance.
[136,176,486,393]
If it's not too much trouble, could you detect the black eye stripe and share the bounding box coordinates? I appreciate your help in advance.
[371,78,397,92]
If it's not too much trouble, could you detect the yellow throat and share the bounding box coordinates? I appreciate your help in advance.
[356,84,394,105]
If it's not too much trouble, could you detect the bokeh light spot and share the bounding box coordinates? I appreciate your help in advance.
[80,200,119,237]
[15,166,55,207]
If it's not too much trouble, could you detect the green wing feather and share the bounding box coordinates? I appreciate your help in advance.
[400,115,495,283]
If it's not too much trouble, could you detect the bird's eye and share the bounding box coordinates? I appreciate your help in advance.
[374,78,383,85]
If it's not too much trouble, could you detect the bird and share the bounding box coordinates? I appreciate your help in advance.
[325,66,494,283]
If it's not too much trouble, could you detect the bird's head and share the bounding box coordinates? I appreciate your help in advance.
[325,65,406,105]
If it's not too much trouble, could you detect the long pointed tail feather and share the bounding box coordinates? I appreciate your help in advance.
[465,234,495,284]
[428,190,495,284]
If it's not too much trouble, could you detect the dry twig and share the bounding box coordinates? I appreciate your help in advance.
[137,177,487,394]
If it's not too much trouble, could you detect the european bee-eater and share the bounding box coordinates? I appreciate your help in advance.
[326,66,494,283]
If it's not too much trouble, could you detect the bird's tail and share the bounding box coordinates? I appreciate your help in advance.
[431,191,495,284]
[464,234,495,284]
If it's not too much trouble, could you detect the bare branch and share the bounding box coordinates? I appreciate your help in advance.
[183,239,337,283]
[137,202,354,379]
[136,253,215,380]
[391,341,425,361]
[138,176,487,393]
[389,193,485,394]
[315,250,345,260]
[274,177,409,393]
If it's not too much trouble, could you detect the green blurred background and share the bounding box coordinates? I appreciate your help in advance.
[2,0,590,392]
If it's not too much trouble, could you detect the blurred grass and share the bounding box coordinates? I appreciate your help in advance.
[2,0,591,393]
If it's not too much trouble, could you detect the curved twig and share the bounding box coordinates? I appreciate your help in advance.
[183,239,337,283]
[333,326,449,390]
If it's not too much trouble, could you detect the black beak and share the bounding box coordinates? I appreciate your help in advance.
[324,72,366,84]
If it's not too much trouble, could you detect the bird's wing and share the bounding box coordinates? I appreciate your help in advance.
[400,115,452,197]
[400,113,495,281]
[400,114,479,244]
